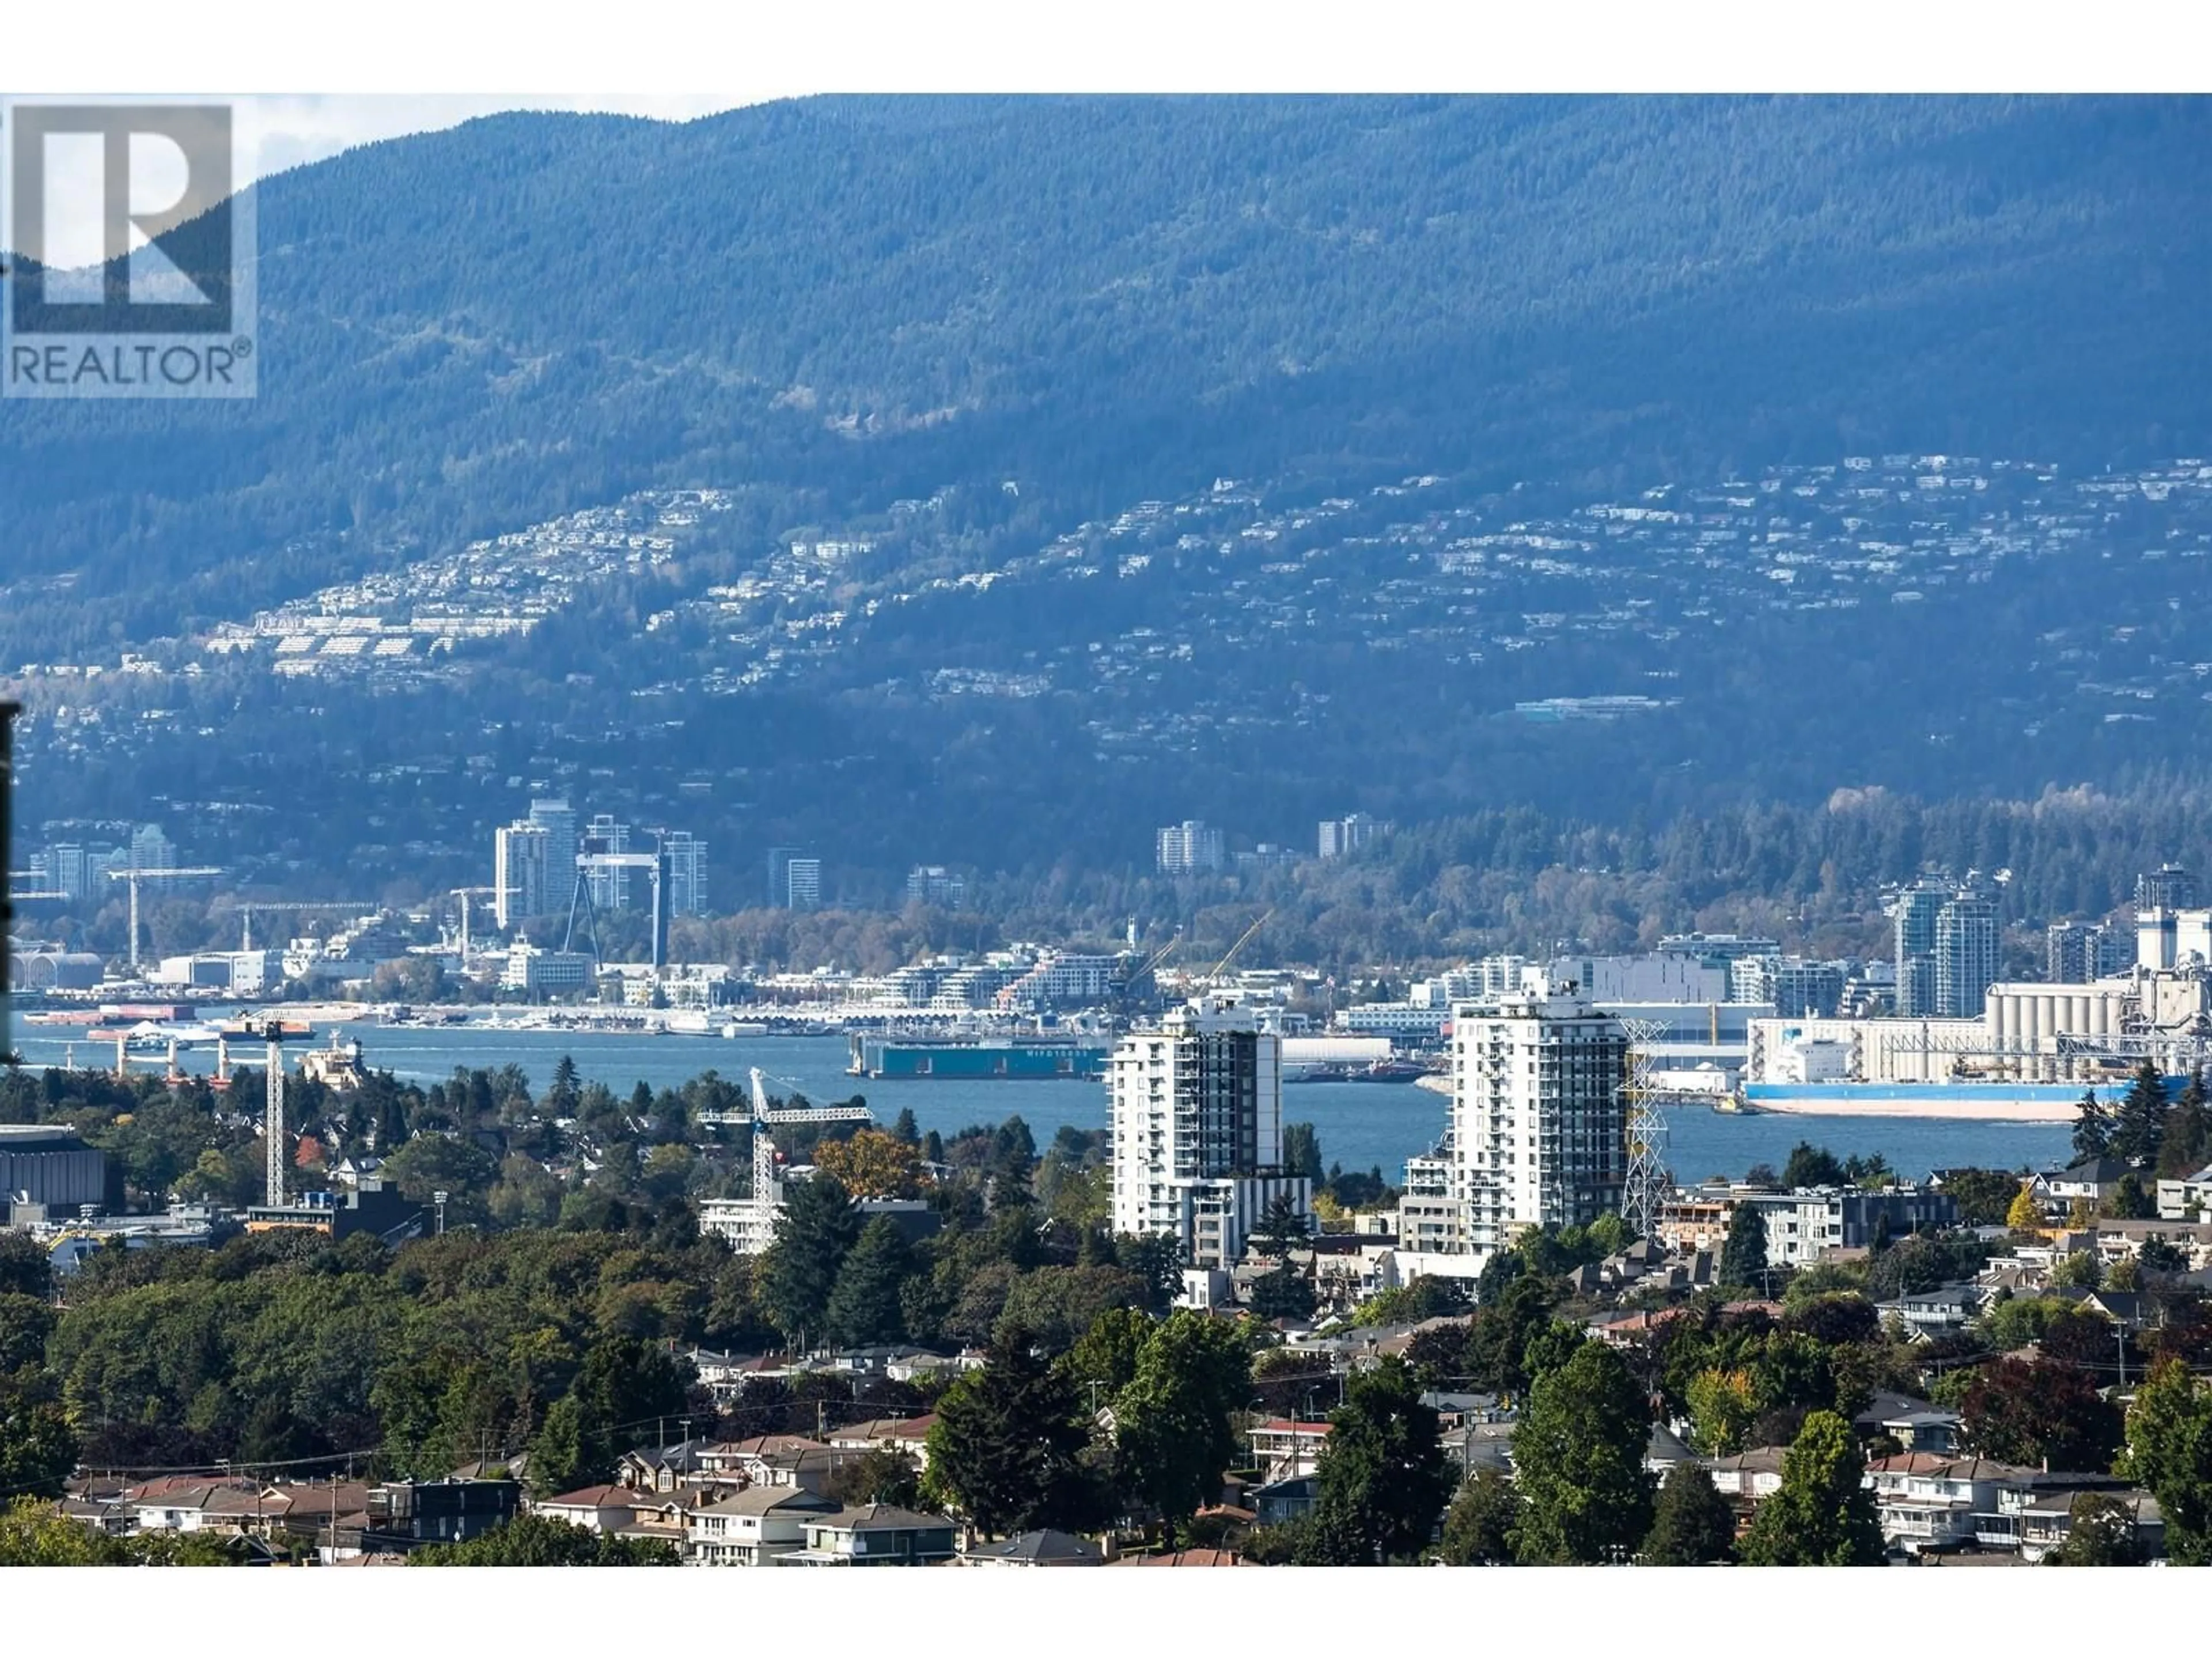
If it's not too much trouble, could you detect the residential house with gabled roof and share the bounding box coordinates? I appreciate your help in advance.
[827,1414,938,1471]
[960,1528,1105,1567]
[1874,1279,1983,1337]
[531,1484,639,1534]
[126,1479,272,1536]
[786,1503,959,1566]
[695,1433,832,1486]
[2033,1156,2131,1209]
[686,1487,840,1567]
[1114,1546,1248,1566]
[618,1438,716,1493]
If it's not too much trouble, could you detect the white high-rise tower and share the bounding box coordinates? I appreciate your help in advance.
[1109,997,1310,1273]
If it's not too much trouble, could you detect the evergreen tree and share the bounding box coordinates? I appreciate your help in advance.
[1719,1203,1770,1293]
[1437,1471,1520,1565]
[1738,1410,1885,1565]
[891,1107,919,1145]
[1641,1462,1738,1564]
[1248,1192,1316,1321]
[528,1396,587,1497]
[1510,1340,1654,1563]
[2111,1060,2170,1169]
[2073,1088,2114,1162]
[759,1173,861,1350]
[1293,1357,1455,1565]
[547,1054,582,1113]
[824,1215,915,1349]
[1467,1272,1555,1396]
[1281,1122,1325,1183]
[923,1325,1094,1538]
[2157,1069,2211,1180]
[1781,1142,1845,1188]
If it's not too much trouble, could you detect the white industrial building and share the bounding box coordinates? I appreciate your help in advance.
[1109,997,1311,1273]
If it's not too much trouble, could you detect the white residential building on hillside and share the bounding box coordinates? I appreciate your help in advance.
[1450,977,1628,1262]
[1109,997,1310,1271]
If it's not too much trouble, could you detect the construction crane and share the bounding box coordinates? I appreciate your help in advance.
[226,1016,305,1207]
[233,900,378,952]
[737,1066,873,1210]
[449,888,498,960]
[1108,926,1183,1025]
[1207,908,1273,980]
[104,865,224,974]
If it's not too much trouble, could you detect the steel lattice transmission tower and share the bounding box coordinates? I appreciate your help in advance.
[1619,1016,1672,1241]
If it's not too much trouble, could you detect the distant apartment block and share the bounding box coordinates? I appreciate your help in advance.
[783,857,823,911]
[2047,919,2132,983]
[1316,812,1388,859]
[493,822,552,930]
[905,865,967,909]
[1891,873,1999,1020]
[1730,955,1847,1018]
[663,831,709,918]
[584,814,632,909]
[528,799,578,891]
[1156,820,1226,874]
[2138,863,2197,912]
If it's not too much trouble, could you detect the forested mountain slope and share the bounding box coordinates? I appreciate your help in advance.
[4,94,2208,656]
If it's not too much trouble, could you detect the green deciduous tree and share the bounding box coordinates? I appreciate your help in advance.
[1111,1309,1253,1544]
[2043,1491,2142,1566]
[1685,1367,1759,1457]
[1510,1339,1653,1563]
[1641,1462,1738,1564]
[1738,1410,1884,1566]
[1293,1356,1453,1565]
[1437,1470,1520,1565]
[2122,1358,2212,1565]
[413,1514,679,1565]
[1942,1168,2029,1228]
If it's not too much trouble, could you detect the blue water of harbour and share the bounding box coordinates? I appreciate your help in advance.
[12,1025,2075,1181]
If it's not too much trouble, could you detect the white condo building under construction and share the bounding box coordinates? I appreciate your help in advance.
[1109,997,1311,1272]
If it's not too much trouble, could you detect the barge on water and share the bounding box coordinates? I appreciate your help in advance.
[849,1034,1111,1080]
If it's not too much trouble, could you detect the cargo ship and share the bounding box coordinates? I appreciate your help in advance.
[1734,1080,2172,1122]
[848,1034,1111,1080]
